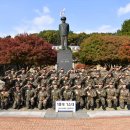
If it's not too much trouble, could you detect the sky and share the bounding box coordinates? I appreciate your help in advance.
[0,0,130,37]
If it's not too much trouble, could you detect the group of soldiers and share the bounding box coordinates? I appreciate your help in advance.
[0,65,130,110]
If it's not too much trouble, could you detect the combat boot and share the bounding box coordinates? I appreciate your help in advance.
[102,105,106,110]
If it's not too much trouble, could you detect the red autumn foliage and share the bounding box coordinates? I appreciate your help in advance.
[75,63,86,69]
[0,34,57,66]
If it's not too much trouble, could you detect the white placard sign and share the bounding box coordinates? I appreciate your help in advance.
[56,101,76,112]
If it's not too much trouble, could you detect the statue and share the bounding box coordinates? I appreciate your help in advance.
[59,9,69,49]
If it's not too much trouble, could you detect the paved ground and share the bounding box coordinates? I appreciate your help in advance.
[0,116,130,130]
[0,109,130,130]
[0,108,130,118]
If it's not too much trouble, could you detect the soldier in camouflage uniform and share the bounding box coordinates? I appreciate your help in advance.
[106,82,118,109]
[62,84,74,101]
[68,69,76,87]
[13,85,23,109]
[40,74,47,87]
[0,87,9,109]
[25,83,36,109]
[85,84,97,110]
[58,68,65,79]
[60,75,70,88]
[37,86,49,110]
[74,84,84,109]
[95,82,106,110]
[51,84,61,109]
[119,83,129,109]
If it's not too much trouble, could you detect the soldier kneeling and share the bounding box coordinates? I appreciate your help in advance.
[13,85,23,109]
[38,86,49,110]
[0,87,9,109]
[106,82,118,110]
[119,83,129,109]
[51,84,61,109]
[74,85,85,109]
[25,83,36,109]
[85,85,97,110]
[63,84,74,101]
[96,82,106,110]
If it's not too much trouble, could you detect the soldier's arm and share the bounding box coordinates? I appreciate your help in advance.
[71,90,74,100]
[115,88,119,97]
[59,89,63,100]
[33,89,37,98]
[45,92,50,101]
[102,89,106,97]
[92,89,97,97]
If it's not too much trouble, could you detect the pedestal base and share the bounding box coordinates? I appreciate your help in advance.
[57,49,73,73]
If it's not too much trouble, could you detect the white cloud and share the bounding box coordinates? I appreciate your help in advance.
[33,15,53,26]
[85,25,118,34]
[76,25,118,34]
[35,6,50,15]
[13,6,54,35]
[43,6,50,14]
[118,3,130,16]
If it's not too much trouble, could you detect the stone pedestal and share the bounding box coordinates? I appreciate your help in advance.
[57,49,73,73]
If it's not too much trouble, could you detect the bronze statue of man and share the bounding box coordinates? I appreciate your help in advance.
[59,17,69,49]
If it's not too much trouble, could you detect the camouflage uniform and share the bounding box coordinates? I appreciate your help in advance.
[68,69,76,87]
[63,85,74,101]
[0,88,9,109]
[106,82,118,109]
[96,83,106,110]
[119,84,129,109]
[86,86,97,110]
[38,87,49,109]
[25,84,36,109]
[13,86,23,109]
[51,85,61,109]
[74,85,84,109]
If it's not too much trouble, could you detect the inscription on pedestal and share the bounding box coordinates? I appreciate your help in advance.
[57,49,73,73]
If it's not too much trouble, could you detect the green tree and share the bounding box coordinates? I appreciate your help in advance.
[79,35,130,65]
[38,30,60,45]
[117,19,130,36]
[68,32,88,46]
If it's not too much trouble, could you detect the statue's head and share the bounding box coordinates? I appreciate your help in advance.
[61,17,66,22]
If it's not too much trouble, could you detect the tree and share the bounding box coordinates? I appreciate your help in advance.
[0,34,57,68]
[118,37,130,63]
[68,32,88,46]
[38,30,60,45]
[117,19,130,36]
[79,35,130,65]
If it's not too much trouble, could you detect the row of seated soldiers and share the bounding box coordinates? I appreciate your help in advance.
[0,65,130,110]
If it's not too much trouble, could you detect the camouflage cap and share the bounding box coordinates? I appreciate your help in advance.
[109,81,114,85]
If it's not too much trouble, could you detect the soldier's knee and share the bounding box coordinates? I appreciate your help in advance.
[38,103,43,110]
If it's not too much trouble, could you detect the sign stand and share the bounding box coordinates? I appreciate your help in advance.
[56,101,76,112]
